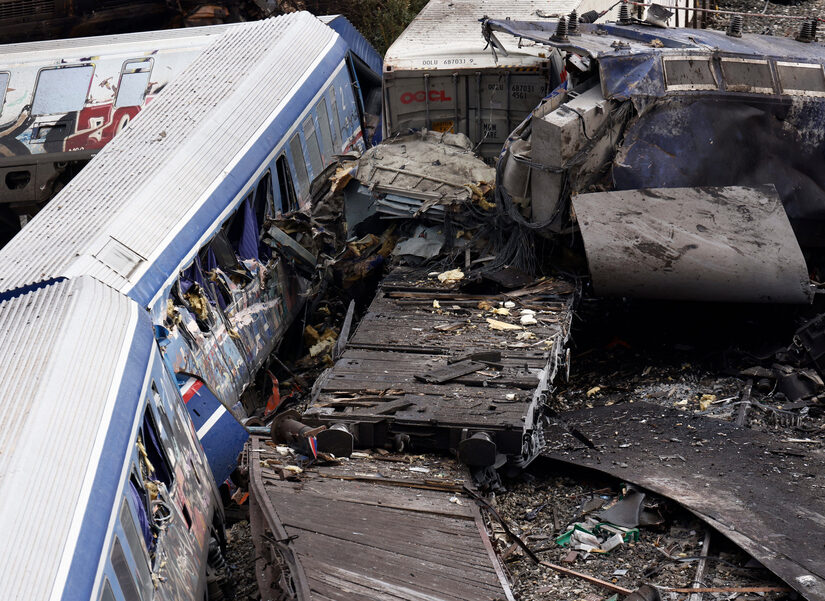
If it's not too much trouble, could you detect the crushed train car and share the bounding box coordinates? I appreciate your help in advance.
[381,0,697,160]
[488,14,824,302]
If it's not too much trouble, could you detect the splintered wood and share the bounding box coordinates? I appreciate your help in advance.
[249,437,514,600]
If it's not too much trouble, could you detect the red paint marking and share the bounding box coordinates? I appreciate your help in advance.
[400,90,452,104]
[181,379,203,403]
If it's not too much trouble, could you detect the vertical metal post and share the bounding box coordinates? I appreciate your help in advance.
[475,71,482,143]
[424,73,431,130]
[505,70,512,141]
[452,73,459,134]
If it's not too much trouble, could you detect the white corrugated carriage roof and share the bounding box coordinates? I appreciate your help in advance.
[0,22,234,61]
[0,12,342,305]
[0,276,149,601]
[384,0,581,70]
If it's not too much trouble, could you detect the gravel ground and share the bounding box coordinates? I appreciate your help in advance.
[225,521,260,601]
[494,470,789,601]
[702,0,824,36]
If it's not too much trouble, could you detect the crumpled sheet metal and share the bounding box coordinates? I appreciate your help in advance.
[355,130,495,203]
[572,185,813,303]
[613,96,825,229]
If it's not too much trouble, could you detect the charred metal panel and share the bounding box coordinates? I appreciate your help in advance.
[612,96,825,238]
[572,185,813,303]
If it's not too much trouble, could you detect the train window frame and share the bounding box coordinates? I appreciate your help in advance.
[151,381,179,468]
[328,87,342,151]
[287,133,310,197]
[302,116,324,177]
[141,404,175,489]
[254,169,273,225]
[31,64,95,115]
[110,536,143,601]
[316,98,335,161]
[119,498,152,598]
[98,579,116,601]
[115,58,154,108]
[720,57,775,94]
[776,61,825,96]
[275,153,298,213]
[0,72,9,111]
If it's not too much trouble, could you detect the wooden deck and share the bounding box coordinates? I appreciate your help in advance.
[304,267,577,460]
[248,436,515,601]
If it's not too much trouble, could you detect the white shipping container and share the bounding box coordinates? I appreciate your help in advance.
[383,0,578,159]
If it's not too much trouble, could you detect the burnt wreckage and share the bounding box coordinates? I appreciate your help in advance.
[487,15,825,303]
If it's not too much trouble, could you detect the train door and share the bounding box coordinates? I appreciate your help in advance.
[178,373,249,486]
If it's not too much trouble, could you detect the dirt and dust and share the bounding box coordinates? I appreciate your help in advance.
[704,0,825,35]
[494,466,790,601]
[225,521,260,601]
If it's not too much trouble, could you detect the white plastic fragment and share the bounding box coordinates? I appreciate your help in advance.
[520,314,538,326]
[437,268,464,284]
[504,301,516,308]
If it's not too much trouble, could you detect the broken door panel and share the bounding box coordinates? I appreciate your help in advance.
[572,185,813,303]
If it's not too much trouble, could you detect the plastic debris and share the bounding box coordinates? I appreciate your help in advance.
[438,268,465,283]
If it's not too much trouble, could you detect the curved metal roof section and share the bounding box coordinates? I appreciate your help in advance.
[0,276,151,601]
[0,22,233,60]
[319,14,383,75]
[384,0,579,70]
[0,12,344,305]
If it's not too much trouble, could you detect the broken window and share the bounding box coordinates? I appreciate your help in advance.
[241,170,273,261]
[141,406,174,488]
[328,87,342,151]
[721,58,774,93]
[662,56,717,91]
[303,116,324,177]
[776,61,825,95]
[32,65,94,115]
[119,498,152,598]
[316,98,335,161]
[176,257,217,331]
[288,133,310,196]
[276,153,298,213]
[151,382,179,466]
[110,537,143,601]
[115,59,153,108]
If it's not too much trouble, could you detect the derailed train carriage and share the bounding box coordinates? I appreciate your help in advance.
[0,11,382,601]
[0,24,232,222]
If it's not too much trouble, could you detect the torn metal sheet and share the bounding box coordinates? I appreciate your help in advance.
[571,185,813,303]
[355,130,495,221]
[542,402,825,601]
